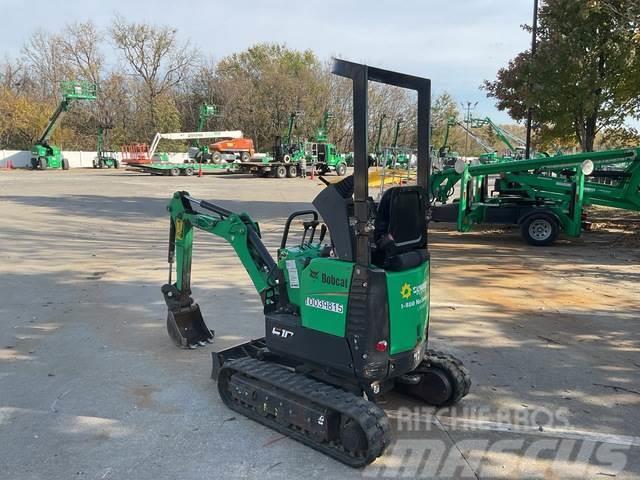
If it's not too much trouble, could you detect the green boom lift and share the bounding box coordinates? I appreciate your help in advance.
[160,59,470,466]
[93,125,119,169]
[431,148,640,245]
[434,117,465,169]
[30,81,97,170]
[273,110,304,164]
[189,103,219,162]
[384,117,413,168]
[304,110,348,176]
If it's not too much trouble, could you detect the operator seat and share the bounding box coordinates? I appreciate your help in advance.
[313,176,428,270]
[372,186,428,270]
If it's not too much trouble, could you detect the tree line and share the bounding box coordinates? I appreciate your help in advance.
[2,3,638,156]
[0,18,429,155]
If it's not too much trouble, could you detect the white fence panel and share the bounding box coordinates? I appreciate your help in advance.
[0,150,189,168]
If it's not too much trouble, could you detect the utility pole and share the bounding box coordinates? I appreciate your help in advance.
[525,0,539,159]
[461,101,478,159]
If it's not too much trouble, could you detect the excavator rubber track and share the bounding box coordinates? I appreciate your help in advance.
[217,356,390,467]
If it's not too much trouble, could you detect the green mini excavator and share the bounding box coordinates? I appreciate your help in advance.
[160,59,470,467]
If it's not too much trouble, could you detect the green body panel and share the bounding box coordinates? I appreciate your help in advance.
[386,262,430,355]
[31,143,63,168]
[277,245,322,307]
[298,258,354,337]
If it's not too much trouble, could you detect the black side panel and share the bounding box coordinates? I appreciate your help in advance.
[312,187,354,261]
[346,268,389,381]
[265,313,354,375]
[483,206,521,224]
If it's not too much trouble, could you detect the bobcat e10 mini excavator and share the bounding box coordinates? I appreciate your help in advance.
[161,59,470,467]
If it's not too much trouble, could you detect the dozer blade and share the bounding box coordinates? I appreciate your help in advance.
[166,304,214,348]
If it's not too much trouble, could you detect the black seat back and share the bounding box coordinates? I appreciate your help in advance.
[373,186,428,269]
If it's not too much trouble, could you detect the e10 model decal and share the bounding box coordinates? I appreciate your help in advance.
[305,297,344,314]
[271,326,294,338]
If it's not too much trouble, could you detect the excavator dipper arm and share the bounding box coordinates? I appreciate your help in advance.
[161,191,278,347]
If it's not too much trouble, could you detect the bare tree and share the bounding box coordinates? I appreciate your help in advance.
[110,14,199,129]
[22,29,72,100]
[60,21,104,84]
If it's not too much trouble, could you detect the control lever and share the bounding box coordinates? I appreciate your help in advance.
[301,220,319,246]
[318,224,327,244]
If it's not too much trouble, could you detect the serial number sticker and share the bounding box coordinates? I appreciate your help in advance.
[286,260,299,288]
[305,297,344,314]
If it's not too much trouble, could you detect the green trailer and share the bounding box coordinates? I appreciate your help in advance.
[431,148,640,245]
[31,81,97,170]
[130,161,237,176]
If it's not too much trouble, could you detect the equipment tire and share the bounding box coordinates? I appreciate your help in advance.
[211,152,222,164]
[274,165,287,179]
[62,158,69,170]
[114,160,119,169]
[335,162,347,176]
[184,167,194,176]
[397,350,471,407]
[520,212,559,246]
[282,154,292,164]
[169,167,181,177]
[241,152,250,162]
[39,157,47,170]
[286,165,297,178]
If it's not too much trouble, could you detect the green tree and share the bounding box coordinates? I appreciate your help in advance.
[215,43,329,149]
[431,92,460,150]
[484,0,640,151]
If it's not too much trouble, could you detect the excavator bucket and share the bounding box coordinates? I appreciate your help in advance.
[166,304,214,349]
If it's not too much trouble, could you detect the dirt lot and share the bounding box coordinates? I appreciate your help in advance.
[1,169,639,479]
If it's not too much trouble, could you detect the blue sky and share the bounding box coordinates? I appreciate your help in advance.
[0,0,536,123]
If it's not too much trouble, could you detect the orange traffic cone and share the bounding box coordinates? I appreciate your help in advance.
[198,163,203,177]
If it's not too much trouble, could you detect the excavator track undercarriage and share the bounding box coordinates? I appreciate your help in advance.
[217,356,391,467]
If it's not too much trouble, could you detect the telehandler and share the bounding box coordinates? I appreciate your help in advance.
[160,59,470,467]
